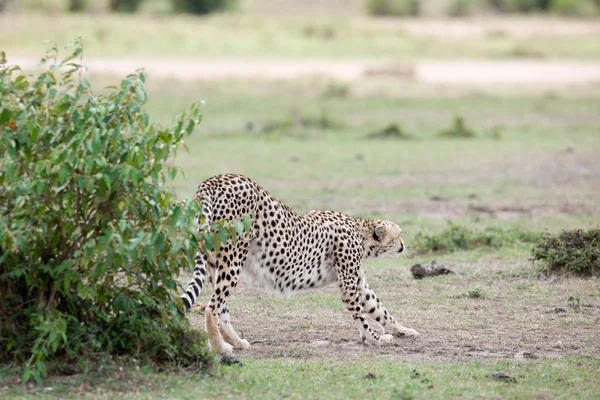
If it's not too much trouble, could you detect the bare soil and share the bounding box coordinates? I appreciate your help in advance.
[181,144,600,363]
[184,258,600,363]
[10,58,600,84]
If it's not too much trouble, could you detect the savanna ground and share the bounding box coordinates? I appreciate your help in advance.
[2,3,600,399]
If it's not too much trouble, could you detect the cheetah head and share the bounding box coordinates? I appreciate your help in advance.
[367,221,405,259]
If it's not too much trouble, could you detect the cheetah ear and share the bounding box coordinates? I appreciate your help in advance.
[373,224,387,242]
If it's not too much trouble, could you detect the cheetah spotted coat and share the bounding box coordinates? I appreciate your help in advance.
[181,174,419,355]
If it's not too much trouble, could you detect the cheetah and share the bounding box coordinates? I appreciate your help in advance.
[180,174,420,356]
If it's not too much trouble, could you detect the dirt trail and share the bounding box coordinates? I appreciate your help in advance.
[9,57,600,84]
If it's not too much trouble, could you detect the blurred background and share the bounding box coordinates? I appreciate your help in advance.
[1,0,599,239]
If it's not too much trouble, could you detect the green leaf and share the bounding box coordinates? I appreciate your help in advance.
[232,220,245,235]
[172,206,182,227]
[203,232,214,251]
[22,365,31,384]
[213,232,221,254]
[218,228,229,243]
[243,214,252,231]
[185,119,196,135]
[228,225,238,247]
[0,108,12,126]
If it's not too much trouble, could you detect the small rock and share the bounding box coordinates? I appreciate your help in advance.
[411,260,455,279]
[553,307,567,313]
[554,340,563,348]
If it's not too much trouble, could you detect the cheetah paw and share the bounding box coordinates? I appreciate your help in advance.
[215,341,234,355]
[395,327,420,338]
[236,339,251,350]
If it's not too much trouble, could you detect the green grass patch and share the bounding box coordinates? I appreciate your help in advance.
[3,358,599,399]
[366,122,413,140]
[413,222,542,254]
[437,116,476,138]
[3,14,600,60]
[531,228,600,276]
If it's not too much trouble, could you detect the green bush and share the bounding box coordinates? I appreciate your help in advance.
[0,0,9,12]
[366,123,413,140]
[550,0,598,16]
[0,40,248,383]
[414,222,541,254]
[487,0,598,14]
[171,0,237,14]
[364,0,420,16]
[437,116,476,138]
[109,0,143,12]
[531,229,599,275]
[68,0,86,11]
[487,0,550,11]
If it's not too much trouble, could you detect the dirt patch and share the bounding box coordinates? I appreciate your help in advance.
[10,57,600,85]
[182,258,600,363]
[365,17,600,39]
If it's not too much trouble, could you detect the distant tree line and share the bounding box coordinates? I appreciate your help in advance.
[365,0,600,16]
[0,0,237,14]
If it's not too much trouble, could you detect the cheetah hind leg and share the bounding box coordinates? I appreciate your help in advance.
[219,304,250,350]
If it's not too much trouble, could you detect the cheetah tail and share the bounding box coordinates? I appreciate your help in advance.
[180,251,208,312]
[180,193,213,312]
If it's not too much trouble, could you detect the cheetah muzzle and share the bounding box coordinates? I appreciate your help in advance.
[180,174,420,356]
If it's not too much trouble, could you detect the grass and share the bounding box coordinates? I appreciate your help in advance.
[129,78,600,238]
[2,13,600,60]
[2,358,599,399]
[2,61,600,397]
[413,222,542,254]
[437,116,477,138]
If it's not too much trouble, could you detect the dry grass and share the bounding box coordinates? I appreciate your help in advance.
[181,255,600,364]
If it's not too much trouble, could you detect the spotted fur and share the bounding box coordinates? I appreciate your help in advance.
[180,174,419,355]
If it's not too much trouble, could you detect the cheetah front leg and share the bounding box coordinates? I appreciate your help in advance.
[359,272,419,338]
[205,239,251,354]
[336,261,393,346]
